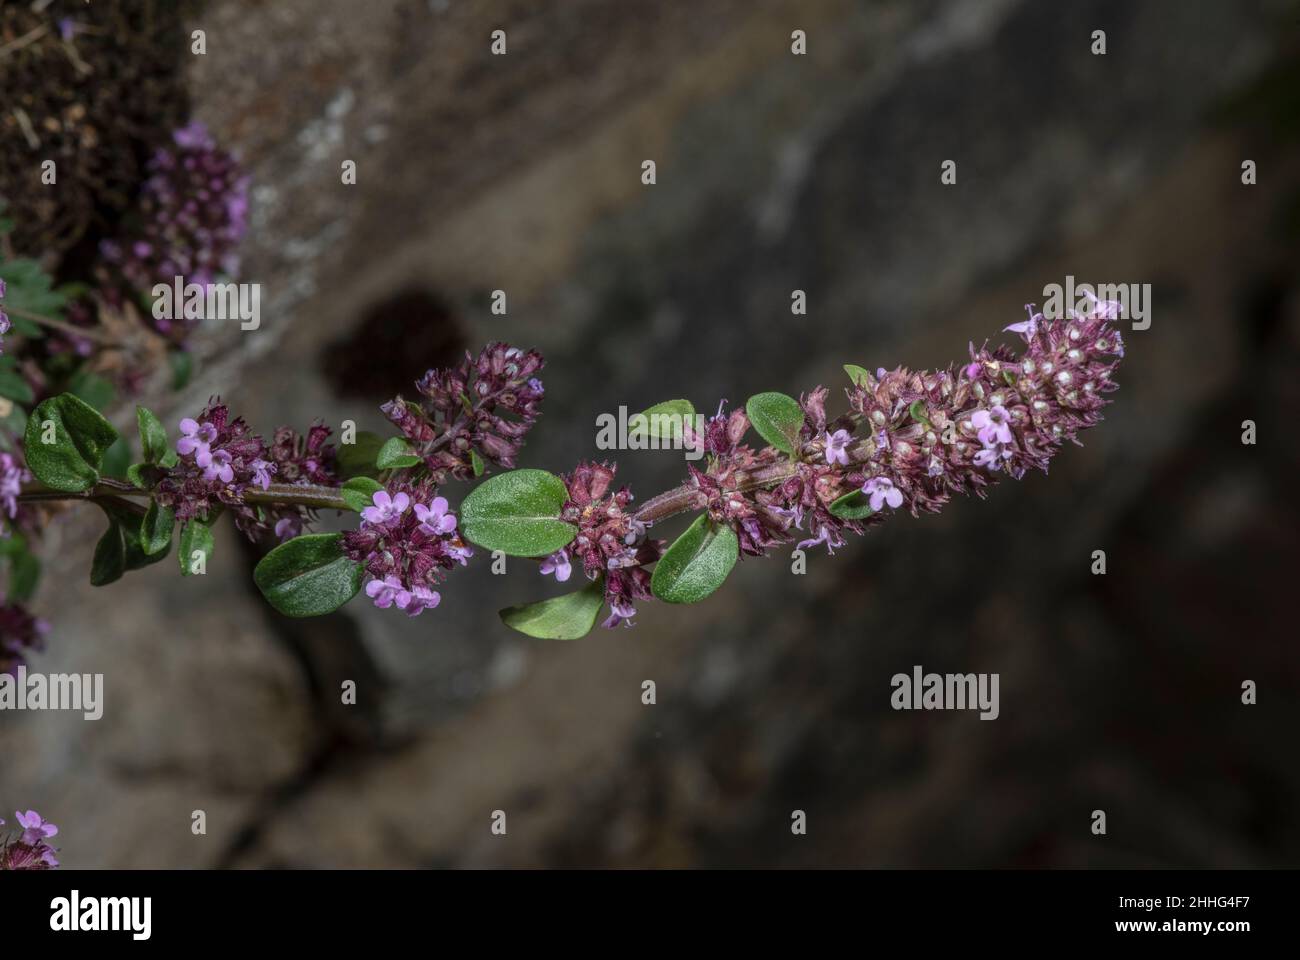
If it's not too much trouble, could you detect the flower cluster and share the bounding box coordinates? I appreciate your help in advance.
[155,401,270,522]
[383,342,545,481]
[0,810,59,870]
[99,122,250,343]
[154,402,340,544]
[343,486,473,616]
[0,603,48,677]
[545,462,664,628]
[834,296,1124,519]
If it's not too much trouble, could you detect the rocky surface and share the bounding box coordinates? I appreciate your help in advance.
[3,0,1296,867]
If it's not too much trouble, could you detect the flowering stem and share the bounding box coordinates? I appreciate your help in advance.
[15,480,349,513]
[633,431,876,525]
[240,483,351,511]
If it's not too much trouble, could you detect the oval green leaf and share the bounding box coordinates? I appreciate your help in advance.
[253,533,364,617]
[745,391,804,455]
[139,500,175,556]
[843,364,872,388]
[335,430,386,479]
[90,523,126,586]
[650,514,739,604]
[136,405,169,464]
[499,578,605,640]
[23,393,120,492]
[179,518,216,577]
[829,489,875,520]
[376,436,421,469]
[460,469,576,558]
[340,476,384,512]
[630,399,695,441]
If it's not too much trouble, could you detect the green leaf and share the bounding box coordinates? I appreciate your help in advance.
[98,500,170,572]
[340,476,383,512]
[650,514,739,604]
[336,430,386,480]
[499,578,606,640]
[23,393,120,492]
[136,406,169,463]
[844,364,872,388]
[745,391,804,455]
[101,436,132,480]
[140,500,175,556]
[828,489,875,520]
[470,448,485,477]
[630,399,695,441]
[68,369,117,412]
[127,462,161,489]
[908,398,931,427]
[178,518,216,577]
[0,369,34,405]
[253,533,364,617]
[460,468,576,558]
[376,436,421,469]
[90,522,127,586]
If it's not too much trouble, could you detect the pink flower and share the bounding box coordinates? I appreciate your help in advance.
[861,476,903,511]
[274,517,301,541]
[365,575,410,610]
[970,405,1013,446]
[249,458,275,491]
[540,549,572,582]
[15,810,57,846]
[402,584,441,617]
[824,429,852,466]
[361,489,409,524]
[412,497,456,535]
[1005,303,1043,337]
[202,449,235,484]
[176,417,218,461]
[601,600,637,629]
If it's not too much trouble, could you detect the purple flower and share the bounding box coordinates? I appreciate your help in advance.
[202,449,235,484]
[1005,303,1043,337]
[601,600,637,629]
[797,524,840,555]
[362,489,409,524]
[14,810,57,846]
[403,584,441,617]
[413,497,456,535]
[824,429,852,466]
[274,517,301,541]
[365,575,410,610]
[861,476,903,511]
[176,418,217,460]
[249,458,275,491]
[540,549,572,582]
[970,405,1013,446]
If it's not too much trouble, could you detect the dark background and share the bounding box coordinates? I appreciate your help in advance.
[3,0,1298,868]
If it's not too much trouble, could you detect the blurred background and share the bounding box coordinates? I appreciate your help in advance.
[2,0,1299,867]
